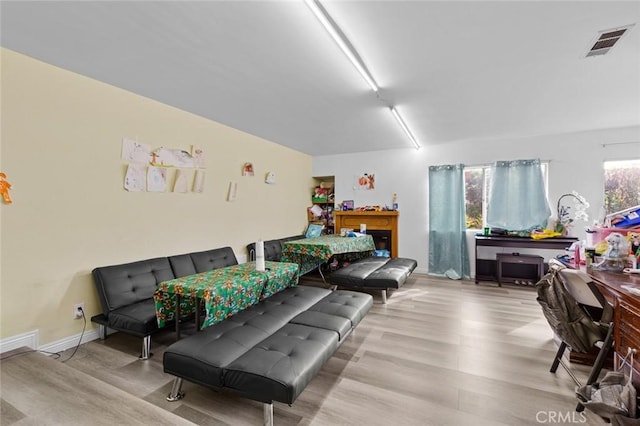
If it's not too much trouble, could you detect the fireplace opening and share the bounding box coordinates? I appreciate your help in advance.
[366,230,392,254]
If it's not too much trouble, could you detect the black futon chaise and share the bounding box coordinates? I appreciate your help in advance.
[163,285,372,425]
[329,256,417,303]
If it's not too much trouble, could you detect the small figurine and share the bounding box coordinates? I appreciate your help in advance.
[242,162,254,176]
[0,172,12,204]
[593,232,630,272]
[629,232,640,257]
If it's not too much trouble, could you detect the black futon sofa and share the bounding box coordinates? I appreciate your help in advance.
[329,256,417,303]
[91,247,238,359]
[163,285,372,425]
[91,241,373,424]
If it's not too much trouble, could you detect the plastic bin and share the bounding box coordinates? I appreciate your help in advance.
[592,227,638,246]
[613,207,640,228]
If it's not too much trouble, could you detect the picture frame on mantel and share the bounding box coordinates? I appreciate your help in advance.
[342,200,354,211]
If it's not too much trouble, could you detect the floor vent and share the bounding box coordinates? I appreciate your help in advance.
[585,24,634,57]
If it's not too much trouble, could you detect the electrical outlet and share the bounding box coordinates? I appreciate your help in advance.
[73,303,85,319]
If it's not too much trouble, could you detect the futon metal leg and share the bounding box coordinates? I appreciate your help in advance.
[318,261,326,284]
[139,335,151,360]
[98,324,107,340]
[175,294,181,340]
[263,402,273,426]
[550,342,567,373]
[195,297,201,332]
[381,289,387,304]
[166,378,185,402]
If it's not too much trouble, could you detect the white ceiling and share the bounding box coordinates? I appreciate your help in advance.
[2,1,639,156]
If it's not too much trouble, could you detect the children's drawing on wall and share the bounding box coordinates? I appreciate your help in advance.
[151,147,195,168]
[242,162,254,176]
[192,145,206,168]
[147,166,167,192]
[227,181,238,201]
[120,138,209,193]
[122,138,151,163]
[124,163,146,191]
[173,169,190,193]
[193,169,206,193]
[354,173,375,190]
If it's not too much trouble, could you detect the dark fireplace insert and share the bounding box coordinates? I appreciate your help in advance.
[366,230,392,253]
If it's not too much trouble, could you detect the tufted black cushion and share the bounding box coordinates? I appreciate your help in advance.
[246,240,282,262]
[289,311,351,341]
[224,323,339,404]
[191,247,238,272]
[163,286,333,389]
[163,286,373,406]
[385,257,418,274]
[329,257,388,288]
[169,247,238,278]
[92,257,175,315]
[291,290,373,339]
[330,257,417,290]
[107,299,160,335]
[246,235,305,261]
[168,254,197,278]
[364,261,417,288]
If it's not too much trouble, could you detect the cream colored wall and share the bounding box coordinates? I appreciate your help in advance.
[0,48,313,345]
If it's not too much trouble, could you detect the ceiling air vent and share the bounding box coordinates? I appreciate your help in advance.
[585,24,634,57]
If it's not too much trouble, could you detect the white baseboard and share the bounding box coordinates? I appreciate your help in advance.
[38,328,101,354]
[1,326,105,355]
[0,330,39,353]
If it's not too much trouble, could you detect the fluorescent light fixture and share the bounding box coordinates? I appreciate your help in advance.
[304,0,378,92]
[305,0,421,149]
[390,107,420,150]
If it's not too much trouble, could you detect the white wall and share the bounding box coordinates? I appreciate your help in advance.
[0,49,313,347]
[313,126,640,275]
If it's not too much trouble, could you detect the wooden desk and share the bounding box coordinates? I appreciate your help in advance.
[475,235,577,283]
[586,268,640,377]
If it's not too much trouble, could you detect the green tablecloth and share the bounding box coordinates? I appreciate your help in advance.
[281,234,375,275]
[154,261,299,329]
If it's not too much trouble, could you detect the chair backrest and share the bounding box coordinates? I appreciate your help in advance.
[190,247,238,272]
[548,258,606,309]
[168,253,197,278]
[247,241,281,261]
[557,268,604,309]
[246,235,305,261]
[92,257,175,316]
[169,247,238,278]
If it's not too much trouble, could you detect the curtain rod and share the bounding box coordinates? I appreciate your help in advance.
[463,159,551,168]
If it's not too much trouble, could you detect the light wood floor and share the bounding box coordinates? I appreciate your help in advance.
[1,274,607,425]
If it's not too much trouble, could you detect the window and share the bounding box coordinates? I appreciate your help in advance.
[464,162,548,229]
[465,167,488,229]
[604,159,640,214]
